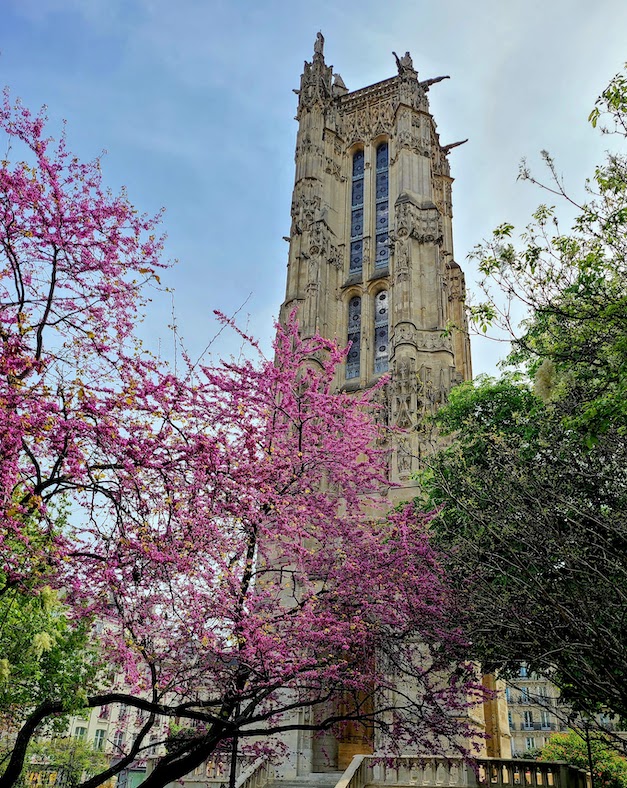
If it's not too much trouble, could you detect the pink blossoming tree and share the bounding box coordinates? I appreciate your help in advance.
[0,93,484,788]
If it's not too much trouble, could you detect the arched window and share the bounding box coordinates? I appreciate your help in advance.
[374,142,389,270]
[346,296,361,379]
[349,150,364,275]
[374,290,389,374]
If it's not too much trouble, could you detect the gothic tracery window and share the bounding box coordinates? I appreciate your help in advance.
[374,290,389,374]
[349,150,364,275]
[374,142,389,270]
[346,295,361,379]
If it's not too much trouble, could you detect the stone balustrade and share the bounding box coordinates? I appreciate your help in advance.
[235,757,271,788]
[335,756,590,788]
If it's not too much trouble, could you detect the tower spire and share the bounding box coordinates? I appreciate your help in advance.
[295,31,333,119]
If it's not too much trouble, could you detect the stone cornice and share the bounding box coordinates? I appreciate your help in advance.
[338,77,400,112]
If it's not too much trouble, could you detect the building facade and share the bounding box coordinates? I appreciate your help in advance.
[65,700,169,788]
[506,669,567,757]
[280,34,472,497]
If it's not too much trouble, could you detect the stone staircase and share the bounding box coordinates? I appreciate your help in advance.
[264,772,344,788]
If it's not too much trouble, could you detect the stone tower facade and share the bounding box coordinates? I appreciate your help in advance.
[280,34,472,493]
[276,37,510,774]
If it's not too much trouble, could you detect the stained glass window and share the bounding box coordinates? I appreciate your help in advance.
[353,150,364,177]
[374,290,389,373]
[350,150,364,275]
[347,296,361,379]
[374,142,389,270]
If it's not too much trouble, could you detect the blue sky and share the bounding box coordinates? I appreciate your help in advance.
[2,0,626,374]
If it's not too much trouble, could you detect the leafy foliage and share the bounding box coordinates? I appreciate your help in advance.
[425,377,627,721]
[426,65,627,729]
[0,580,95,734]
[18,738,108,788]
[539,731,627,788]
[469,65,627,443]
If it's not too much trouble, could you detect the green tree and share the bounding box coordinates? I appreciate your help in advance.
[539,731,627,788]
[424,65,627,726]
[0,582,96,733]
[469,65,627,443]
[0,511,98,775]
[425,375,627,721]
[20,738,108,788]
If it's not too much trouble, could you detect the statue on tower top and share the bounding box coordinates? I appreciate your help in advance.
[314,31,325,57]
[393,50,416,76]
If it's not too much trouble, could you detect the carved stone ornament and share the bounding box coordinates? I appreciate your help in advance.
[416,363,455,416]
[390,356,417,429]
[395,239,410,282]
[394,199,443,245]
[418,330,452,353]
[296,56,333,117]
[340,98,395,145]
[332,73,349,97]
[432,150,451,178]
[295,134,324,159]
[398,78,427,112]
[362,236,371,266]
[396,437,412,476]
[372,383,390,428]
[393,322,417,346]
[447,266,466,301]
[308,220,341,269]
[324,156,343,181]
[394,129,431,158]
[417,364,435,418]
[291,182,322,235]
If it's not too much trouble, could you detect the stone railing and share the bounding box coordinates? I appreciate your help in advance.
[235,757,270,788]
[475,758,589,788]
[335,756,590,788]
[164,755,266,788]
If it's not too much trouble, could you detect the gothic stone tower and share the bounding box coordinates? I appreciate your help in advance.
[275,36,510,774]
[279,34,472,494]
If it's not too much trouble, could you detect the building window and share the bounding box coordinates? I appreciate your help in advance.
[94,729,106,751]
[74,727,87,740]
[541,711,551,730]
[99,705,110,719]
[525,737,536,751]
[113,730,125,751]
[373,290,389,374]
[350,150,364,275]
[118,704,128,720]
[523,711,534,729]
[507,711,513,730]
[519,664,528,678]
[346,296,361,379]
[374,142,389,270]
[520,687,530,703]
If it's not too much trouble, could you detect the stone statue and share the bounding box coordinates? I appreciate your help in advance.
[393,51,415,75]
[314,31,324,56]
